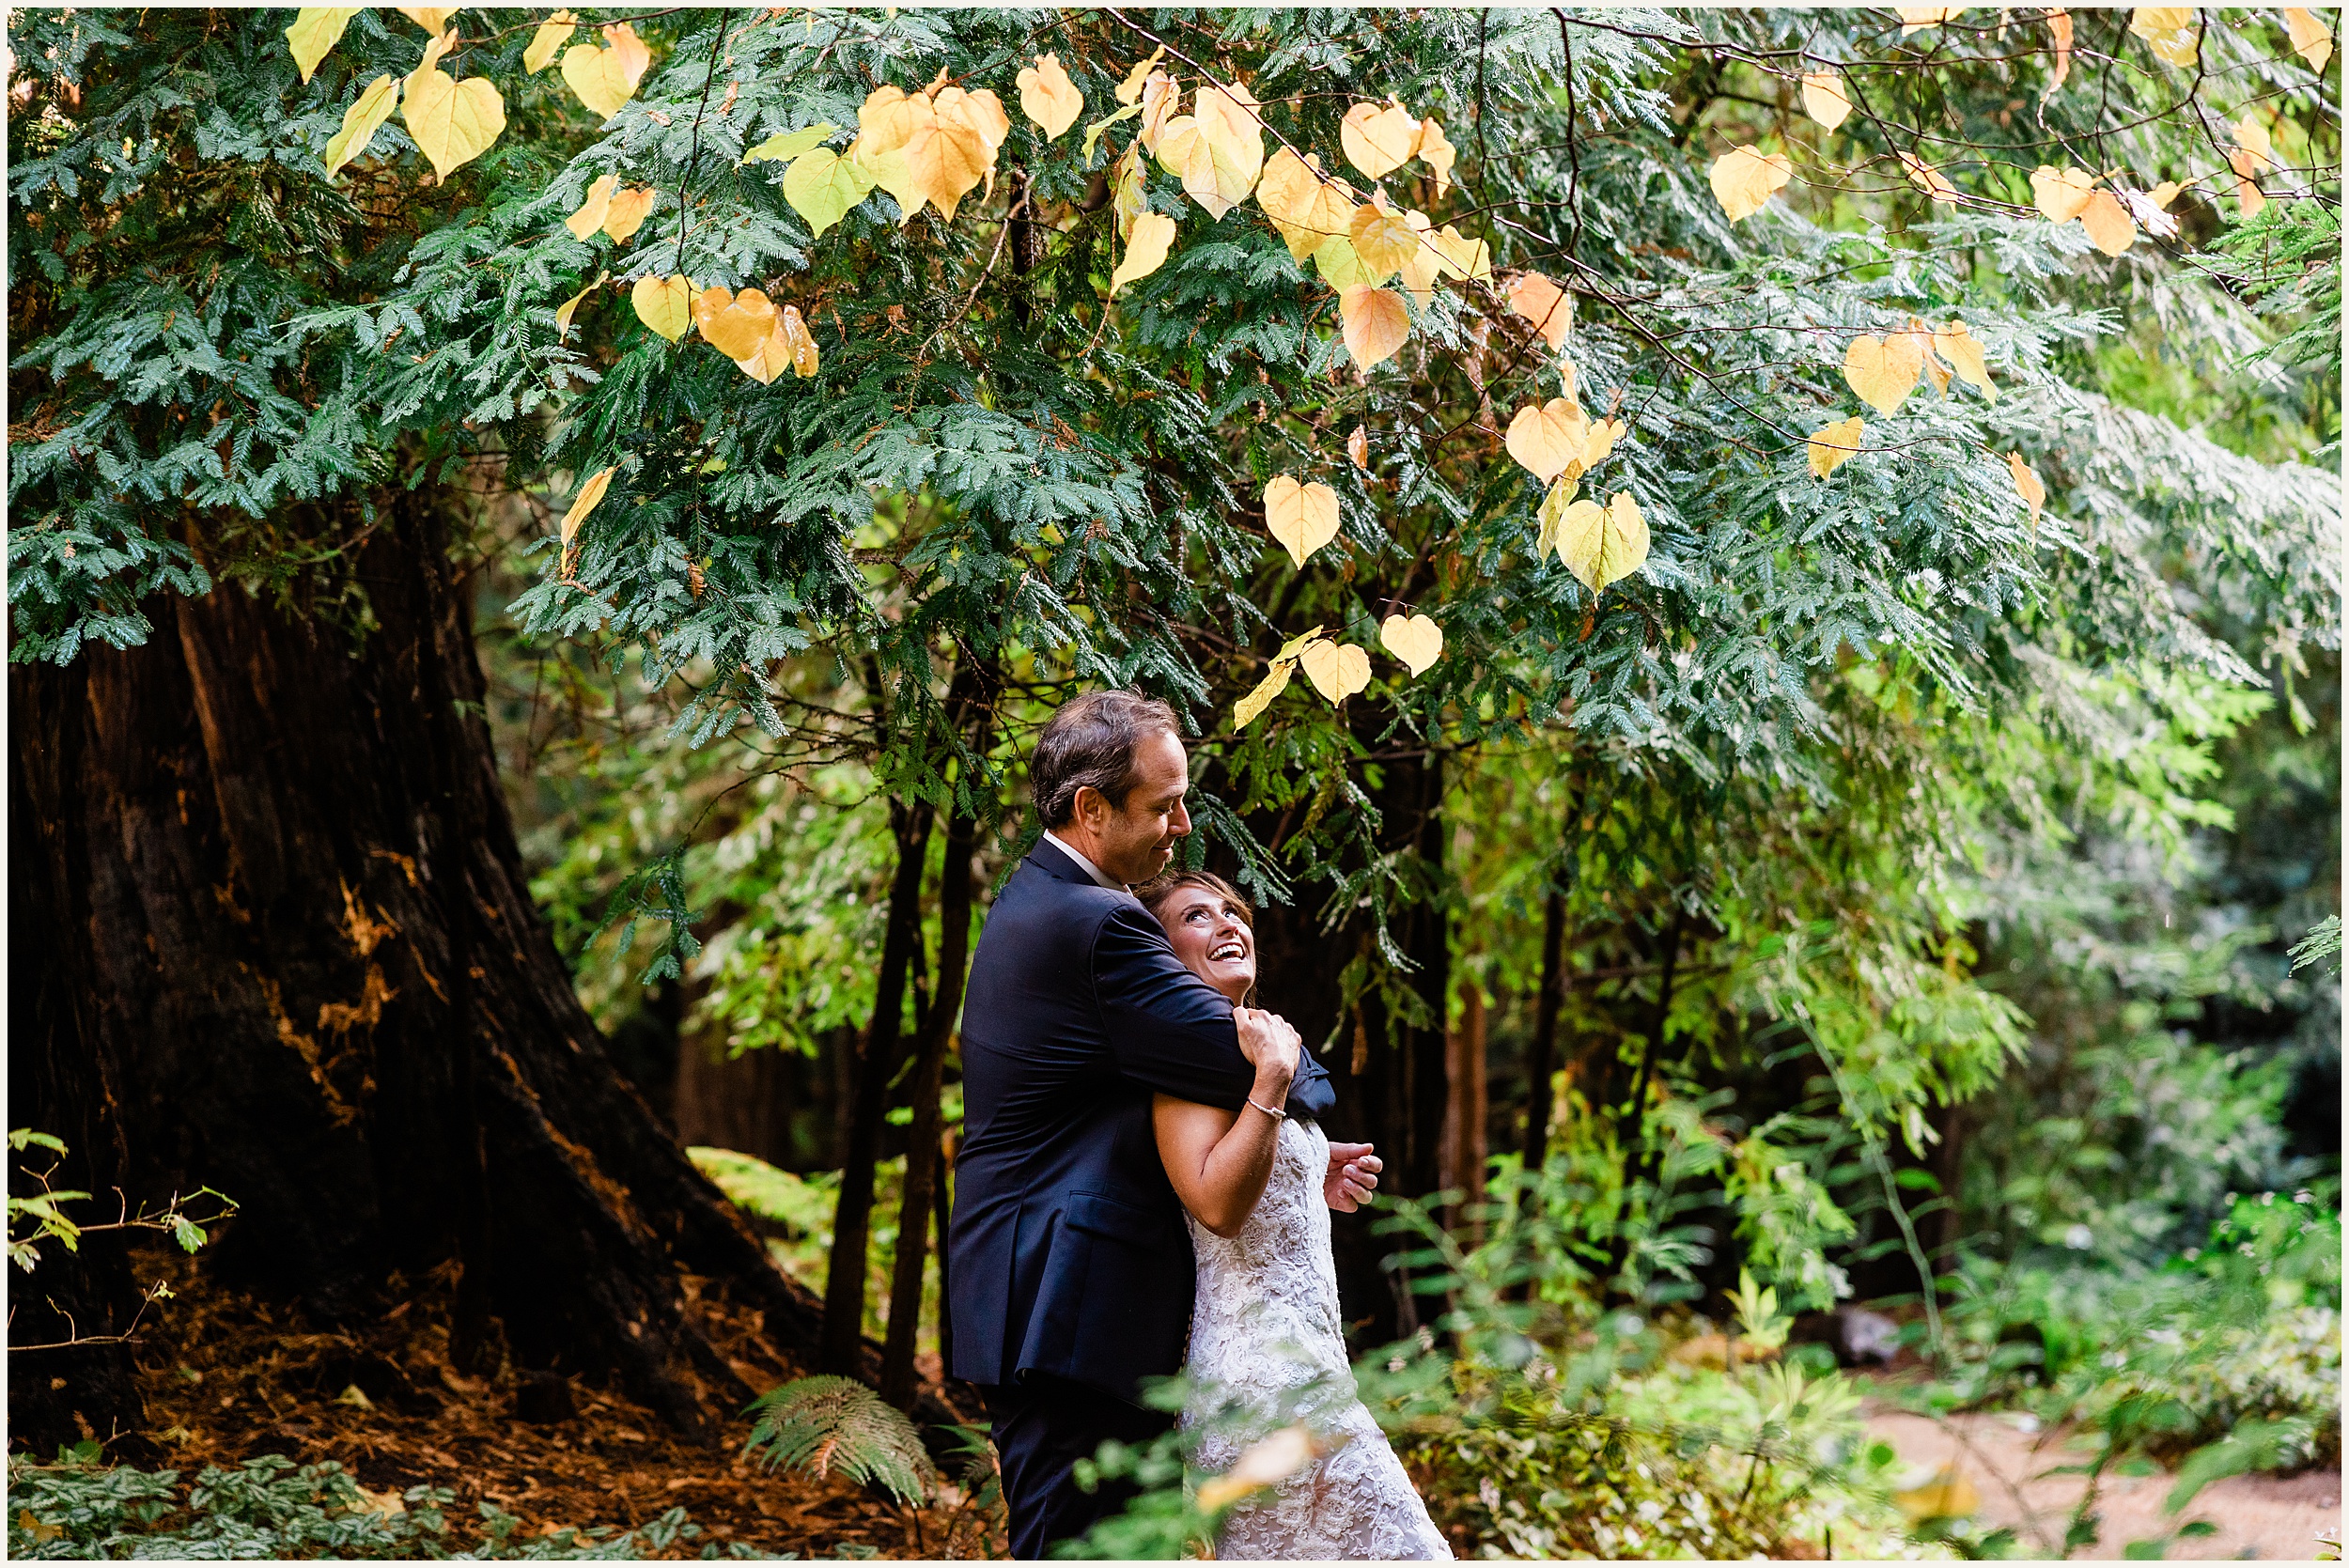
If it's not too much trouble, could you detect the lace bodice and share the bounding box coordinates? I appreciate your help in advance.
[1183,1117,1453,1560]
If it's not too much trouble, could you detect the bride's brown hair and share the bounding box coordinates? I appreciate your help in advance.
[1134,869,1252,927]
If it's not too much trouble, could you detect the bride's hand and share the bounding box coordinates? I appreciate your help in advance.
[1233,1006,1301,1095]
[1324,1142,1380,1212]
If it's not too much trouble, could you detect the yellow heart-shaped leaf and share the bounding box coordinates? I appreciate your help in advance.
[1505,398,1593,484]
[1581,416,1626,473]
[1507,271,1573,349]
[734,305,817,385]
[561,39,634,120]
[554,273,602,340]
[692,286,778,361]
[1808,416,1864,479]
[286,8,360,84]
[1548,489,1650,594]
[1433,224,1492,282]
[1339,284,1409,369]
[1254,146,1322,259]
[523,10,575,74]
[2129,6,2199,66]
[600,185,656,241]
[402,69,505,179]
[2030,164,2096,224]
[630,273,693,341]
[1115,46,1165,107]
[777,304,819,378]
[1395,210,1441,306]
[1709,144,1792,223]
[1264,475,1342,568]
[2008,452,2046,529]
[743,123,835,166]
[1801,71,1851,131]
[1312,234,1373,289]
[2285,8,2334,71]
[559,465,615,544]
[1931,320,1995,399]
[909,88,997,221]
[1233,658,1296,730]
[1017,53,1084,140]
[1340,101,1419,179]
[1348,201,1417,281]
[1379,613,1443,676]
[322,74,401,179]
[564,173,615,241]
[854,88,932,220]
[1137,70,1178,153]
[784,147,876,240]
[397,6,457,36]
[1110,209,1176,296]
[1157,114,1229,218]
[2077,189,2137,255]
[1195,80,1265,204]
[1843,333,1924,416]
[1299,639,1371,704]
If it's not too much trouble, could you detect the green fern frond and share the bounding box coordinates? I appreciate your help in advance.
[742,1376,933,1507]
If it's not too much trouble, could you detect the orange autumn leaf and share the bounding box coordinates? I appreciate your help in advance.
[1339,284,1409,369]
[1507,271,1573,349]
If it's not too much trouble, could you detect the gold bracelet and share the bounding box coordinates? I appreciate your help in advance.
[1247,1096,1287,1121]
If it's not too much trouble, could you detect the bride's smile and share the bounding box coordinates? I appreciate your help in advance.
[1159,885,1257,1002]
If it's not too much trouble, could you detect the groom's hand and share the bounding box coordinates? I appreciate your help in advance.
[1324,1142,1380,1212]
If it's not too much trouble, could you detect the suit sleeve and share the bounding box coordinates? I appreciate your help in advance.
[1093,901,1339,1121]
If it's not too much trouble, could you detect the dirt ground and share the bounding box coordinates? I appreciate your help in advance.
[1865,1405,2342,1561]
[78,1251,1008,1560]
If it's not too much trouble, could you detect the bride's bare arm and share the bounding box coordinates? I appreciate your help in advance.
[1153,1007,1299,1237]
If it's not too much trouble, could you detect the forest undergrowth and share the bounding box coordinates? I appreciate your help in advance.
[7,1246,999,1561]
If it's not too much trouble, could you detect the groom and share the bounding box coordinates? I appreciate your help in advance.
[946,690,1380,1559]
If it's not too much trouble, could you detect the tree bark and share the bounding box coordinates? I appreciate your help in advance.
[1521,887,1568,1175]
[1439,981,1489,1238]
[818,794,934,1374]
[8,499,970,1448]
[879,667,993,1408]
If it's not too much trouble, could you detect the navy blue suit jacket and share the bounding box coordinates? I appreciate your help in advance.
[946,839,1334,1404]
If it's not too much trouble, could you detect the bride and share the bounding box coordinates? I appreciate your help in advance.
[1137,870,1454,1561]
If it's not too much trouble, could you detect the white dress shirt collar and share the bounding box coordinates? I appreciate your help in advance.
[1041,830,1125,891]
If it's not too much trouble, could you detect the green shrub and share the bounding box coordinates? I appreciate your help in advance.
[6,1453,756,1560]
[1394,1361,1930,1560]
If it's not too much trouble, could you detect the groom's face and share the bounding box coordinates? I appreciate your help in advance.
[1081,730,1192,885]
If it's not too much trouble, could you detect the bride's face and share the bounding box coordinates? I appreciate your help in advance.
[1156,885,1256,1004]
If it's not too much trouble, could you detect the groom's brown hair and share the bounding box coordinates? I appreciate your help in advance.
[1031,690,1181,828]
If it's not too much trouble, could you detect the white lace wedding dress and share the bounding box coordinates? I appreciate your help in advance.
[1182,1114,1453,1560]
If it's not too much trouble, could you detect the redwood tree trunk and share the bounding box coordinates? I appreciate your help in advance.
[8,501,964,1448]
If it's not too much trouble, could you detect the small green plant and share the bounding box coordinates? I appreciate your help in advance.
[741,1376,934,1507]
[7,1452,761,1560]
[8,1129,237,1355]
